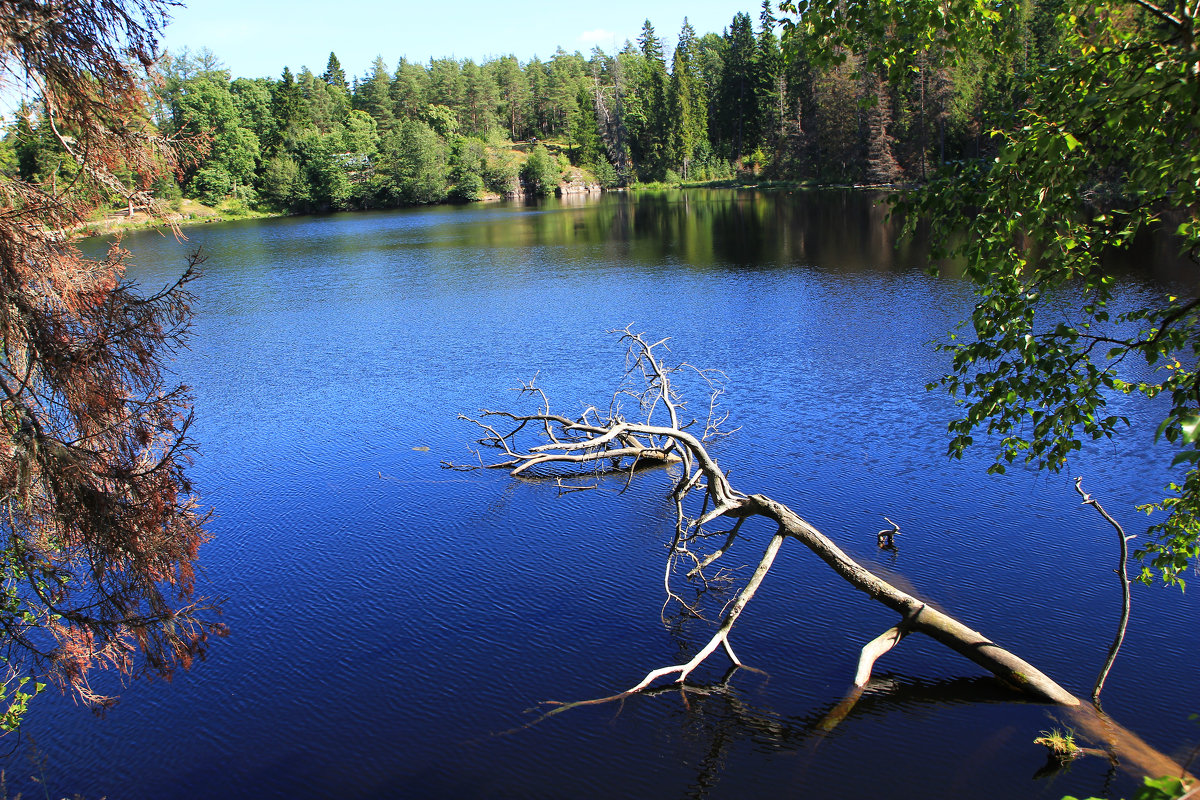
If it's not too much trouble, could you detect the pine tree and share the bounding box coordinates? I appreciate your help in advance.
[461,59,497,136]
[354,56,395,135]
[427,57,464,113]
[491,55,530,140]
[547,49,585,138]
[390,58,429,123]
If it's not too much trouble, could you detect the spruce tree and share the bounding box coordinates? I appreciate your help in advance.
[571,83,604,169]
[718,12,761,161]
[636,20,669,180]
[756,1,785,149]
[865,70,903,184]
[322,52,348,91]
[667,19,703,177]
[271,66,306,148]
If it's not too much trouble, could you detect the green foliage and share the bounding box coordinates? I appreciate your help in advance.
[355,56,395,134]
[492,55,530,140]
[450,170,485,202]
[717,13,762,161]
[482,147,520,194]
[10,107,77,186]
[520,144,560,196]
[667,22,702,177]
[780,0,1200,585]
[630,20,670,181]
[339,110,380,156]
[189,165,233,205]
[127,13,1078,207]
[122,18,767,209]
[756,1,785,146]
[379,119,449,205]
[423,104,459,138]
[322,52,347,91]
[449,137,487,201]
[229,77,276,146]
[294,131,352,210]
[1034,728,1078,762]
[0,674,43,733]
[13,111,44,181]
[592,158,619,188]
[569,84,604,169]
[260,155,303,208]
[271,66,306,141]
[1065,774,1195,800]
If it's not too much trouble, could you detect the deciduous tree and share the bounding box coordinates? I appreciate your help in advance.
[520,143,560,196]
[781,0,1200,586]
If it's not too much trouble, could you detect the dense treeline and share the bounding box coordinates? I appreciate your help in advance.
[4,0,1069,213]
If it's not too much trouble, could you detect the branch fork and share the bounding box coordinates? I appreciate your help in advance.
[451,328,1079,706]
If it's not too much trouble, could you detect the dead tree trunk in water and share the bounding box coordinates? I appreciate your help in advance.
[449,327,1078,705]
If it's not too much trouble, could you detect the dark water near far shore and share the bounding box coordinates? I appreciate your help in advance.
[14,189,1199,799]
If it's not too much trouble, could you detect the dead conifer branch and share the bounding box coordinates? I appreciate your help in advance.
[0,1,224,723]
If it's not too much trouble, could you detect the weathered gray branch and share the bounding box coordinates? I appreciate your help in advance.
[627,532,784,692]
[741,493,1077,703]
[855,619,914,686]
[451,328,1079,706]
[1075,477,1134,710]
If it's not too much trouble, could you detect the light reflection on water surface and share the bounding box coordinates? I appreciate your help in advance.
[22,190,1198,800]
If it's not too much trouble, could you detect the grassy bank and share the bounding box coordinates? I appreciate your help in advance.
[77,198,277,240]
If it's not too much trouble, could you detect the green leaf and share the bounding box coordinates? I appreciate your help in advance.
[1182,416,1200,444]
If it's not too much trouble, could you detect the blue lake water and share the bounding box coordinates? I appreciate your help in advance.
[16,190,1198,798]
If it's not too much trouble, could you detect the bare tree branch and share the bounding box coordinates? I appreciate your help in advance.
[1075,477,1134,710]
[451,329,1087,707]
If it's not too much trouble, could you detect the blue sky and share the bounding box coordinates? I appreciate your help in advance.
[160,1,759,80]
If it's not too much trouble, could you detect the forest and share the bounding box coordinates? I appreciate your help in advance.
[3,1,1065,215]
[2,0,1199,794]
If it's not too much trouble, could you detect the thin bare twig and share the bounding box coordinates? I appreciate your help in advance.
[1075,477,1134,710]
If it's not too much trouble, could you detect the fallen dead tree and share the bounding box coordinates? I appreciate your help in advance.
[449,326,1082,705]
[446,327,1200,782]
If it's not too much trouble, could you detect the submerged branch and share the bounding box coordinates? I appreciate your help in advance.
[1075,477,1134,710]
[452,328,1083,717]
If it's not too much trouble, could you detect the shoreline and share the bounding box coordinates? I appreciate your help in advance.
[75,181,903,241]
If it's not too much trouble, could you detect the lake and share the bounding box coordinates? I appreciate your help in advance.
[16,190,1199,798]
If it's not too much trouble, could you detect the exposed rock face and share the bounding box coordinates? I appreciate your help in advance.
[501,168,601,200]
[559,170,601,196]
